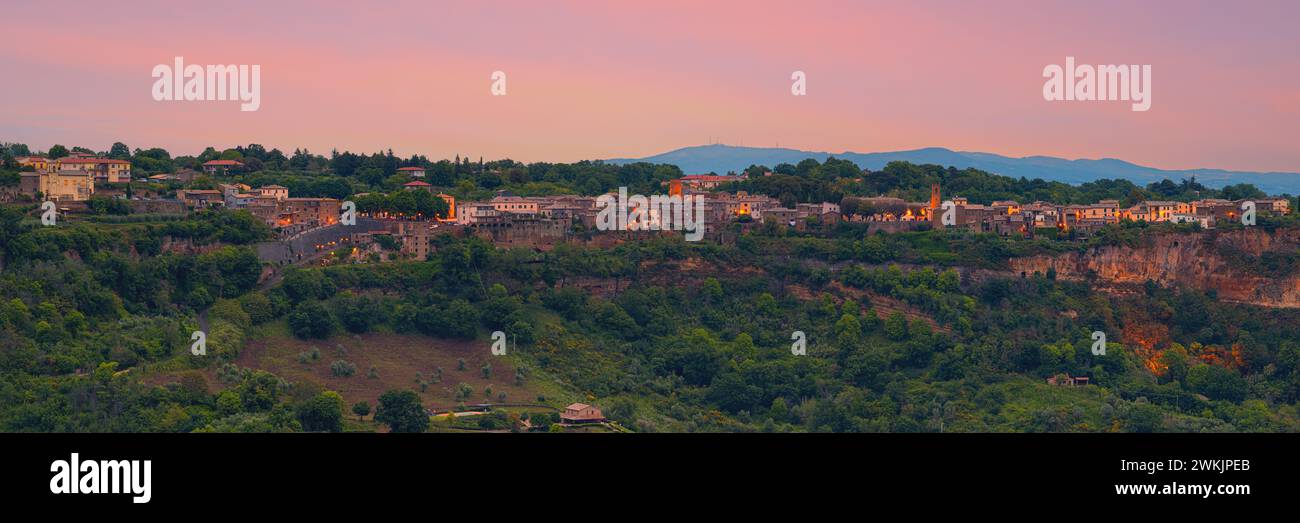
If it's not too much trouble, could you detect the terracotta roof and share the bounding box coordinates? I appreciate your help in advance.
[403,181,433,187]
[58,158,130,165]
[397,166,426,171]
[565,403,591,411]
[203,160,243,166]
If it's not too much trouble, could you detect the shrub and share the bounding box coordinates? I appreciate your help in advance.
[296,391,345,433]
[239,292,276,324]
[374,389,429,433]
[351,401,371,419]
[288,301,336,339]
[330,359,357,377]
[210,298,251,330]
[296,347,321,364]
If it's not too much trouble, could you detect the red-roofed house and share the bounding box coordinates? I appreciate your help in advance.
[560,403,605,424]
[397,166,426,178]
[403,180,434,192]
[202,160,243,175]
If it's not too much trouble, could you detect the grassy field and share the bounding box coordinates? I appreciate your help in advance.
[133,317,614,432]
[234,330,548,413]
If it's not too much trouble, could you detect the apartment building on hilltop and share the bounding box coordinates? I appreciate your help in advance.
[57,157,132,183]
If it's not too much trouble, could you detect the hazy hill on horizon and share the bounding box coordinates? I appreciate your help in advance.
[606,144,1300,196]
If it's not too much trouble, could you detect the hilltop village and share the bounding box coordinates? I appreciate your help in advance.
[7,154,1292,264]
[4,144,1300,437]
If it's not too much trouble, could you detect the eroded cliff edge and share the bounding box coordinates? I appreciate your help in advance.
[1007,228,1300,308]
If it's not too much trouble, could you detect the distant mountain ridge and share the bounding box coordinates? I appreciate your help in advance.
[605,144,1300,195]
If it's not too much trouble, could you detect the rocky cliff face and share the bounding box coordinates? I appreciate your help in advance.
[1007,228,1300,308]
[157,236,227,256]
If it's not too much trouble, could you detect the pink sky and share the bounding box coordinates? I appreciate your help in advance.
[1,0,1297,171]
